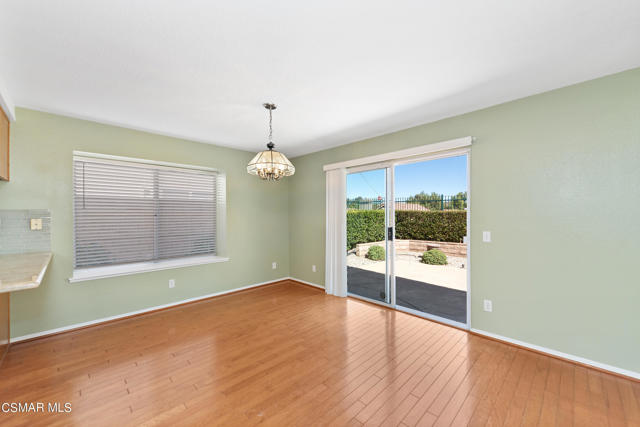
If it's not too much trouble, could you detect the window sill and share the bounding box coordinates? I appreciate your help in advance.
[69,255,230,283]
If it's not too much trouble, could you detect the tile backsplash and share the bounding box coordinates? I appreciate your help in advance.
[0,210,52,255]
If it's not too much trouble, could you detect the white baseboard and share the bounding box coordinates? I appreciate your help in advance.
[11,277,290,343]
[471,328,639,380]
[288,277,325,290]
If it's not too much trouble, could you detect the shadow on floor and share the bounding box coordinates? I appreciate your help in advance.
[347,266,467,323]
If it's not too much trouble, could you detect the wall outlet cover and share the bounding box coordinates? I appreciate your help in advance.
[483,299,493,312]
[30,218,43,231]
[272,262,277,269]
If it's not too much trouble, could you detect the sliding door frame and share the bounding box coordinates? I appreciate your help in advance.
[340,138,472,330]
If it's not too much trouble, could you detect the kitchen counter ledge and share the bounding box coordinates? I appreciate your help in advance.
[0,252,52,293]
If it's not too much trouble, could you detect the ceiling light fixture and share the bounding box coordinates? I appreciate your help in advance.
[247,103,295,181]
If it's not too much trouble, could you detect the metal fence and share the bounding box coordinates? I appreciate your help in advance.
[347,195,467,211]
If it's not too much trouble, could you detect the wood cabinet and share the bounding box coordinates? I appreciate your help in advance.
[0,293,8,365]
[0,107,9,181]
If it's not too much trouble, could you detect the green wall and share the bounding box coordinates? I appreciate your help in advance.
[288,68,640,373]
[0,109,290,338]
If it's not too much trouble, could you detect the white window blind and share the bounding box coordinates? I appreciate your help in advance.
[73,154,224,270]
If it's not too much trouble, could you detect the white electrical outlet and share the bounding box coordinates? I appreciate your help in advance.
[312,265,316,273]
[30,218,43,231]
[483,299,493,312]
[169,279,175,289]
[272,262,277,270]
[482,231,491,242]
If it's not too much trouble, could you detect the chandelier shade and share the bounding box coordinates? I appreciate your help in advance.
[247,103,295,181]
[247,146,295,181]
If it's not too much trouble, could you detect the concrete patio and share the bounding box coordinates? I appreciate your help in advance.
[347,252,467,291]
[346,251,468,323]
[347,266,467,323]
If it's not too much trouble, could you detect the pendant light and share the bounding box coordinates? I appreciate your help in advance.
[247,103,295,181]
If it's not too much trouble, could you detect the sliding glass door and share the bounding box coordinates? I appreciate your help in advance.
[345,152,470,328]
[346,167,390,304]
[393,155,468,324]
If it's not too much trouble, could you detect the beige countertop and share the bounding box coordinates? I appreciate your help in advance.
[0,252,53,293]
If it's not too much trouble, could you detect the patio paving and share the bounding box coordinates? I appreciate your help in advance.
[347,253,467,291]
[347,266,467,323]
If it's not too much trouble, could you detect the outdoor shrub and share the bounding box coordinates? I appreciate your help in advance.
[347,209,385,249]
[346,209,466,249]
[421,249,448,265]
[395,210,466,243]
[366,245,386,261]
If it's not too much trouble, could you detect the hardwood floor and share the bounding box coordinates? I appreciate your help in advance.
[0,281,638,426]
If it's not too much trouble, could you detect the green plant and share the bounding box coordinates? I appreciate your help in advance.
[347,209,385,249]
[394,210,466,243]
[421,249,448,265]
[366,245,386,261]
[346,209,466,249]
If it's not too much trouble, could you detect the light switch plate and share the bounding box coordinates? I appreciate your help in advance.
[30,218,43,231]
[482,231,491,242]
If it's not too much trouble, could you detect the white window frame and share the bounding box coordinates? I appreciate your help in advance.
[69,151,229,283]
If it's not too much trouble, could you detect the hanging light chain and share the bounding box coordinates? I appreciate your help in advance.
[269,107,273,143]
[264,103,276,149]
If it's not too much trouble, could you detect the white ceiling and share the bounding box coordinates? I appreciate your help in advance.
[1,1,639,157]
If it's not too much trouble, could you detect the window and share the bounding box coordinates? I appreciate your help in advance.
[70,152,227,282]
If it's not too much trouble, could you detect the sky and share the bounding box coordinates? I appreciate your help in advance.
[346,155,467,199]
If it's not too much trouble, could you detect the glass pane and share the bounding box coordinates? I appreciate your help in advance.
[393,155,468,323]
[346,168,388,303]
